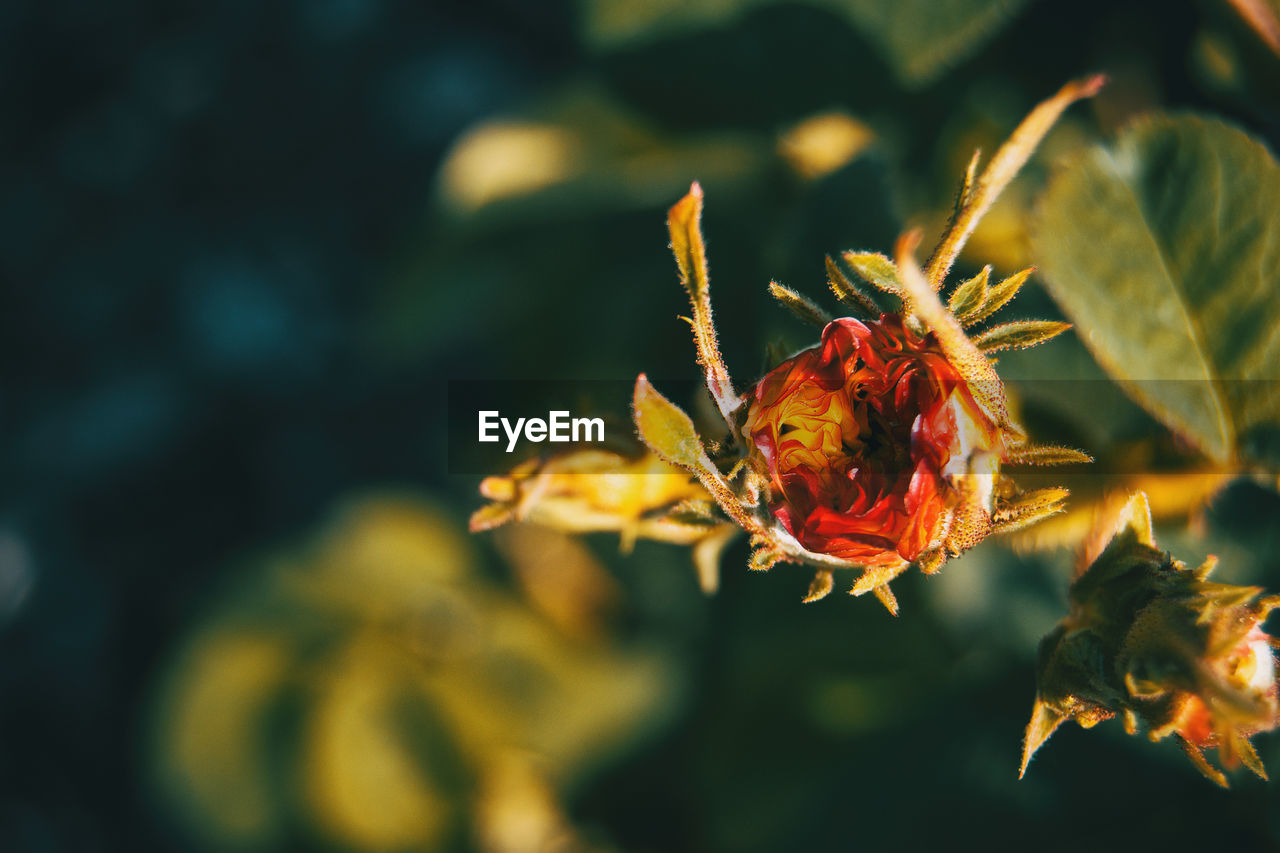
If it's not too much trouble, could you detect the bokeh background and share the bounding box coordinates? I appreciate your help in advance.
[3,1,1280,851]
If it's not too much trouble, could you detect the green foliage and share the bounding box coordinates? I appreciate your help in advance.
[947,265,991,320]
[972,319,1071,353]
[1033,114,1280,463]
[842,250,903,295]
[821,0,1034,85]
[768,280,833,327]
[633,374,720,474]
[580,0,1032,86]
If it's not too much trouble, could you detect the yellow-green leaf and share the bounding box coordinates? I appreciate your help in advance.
[1004,444,1093,467]
[1032,114,1280,463]
[825,254,881,317]
[972,320,1071,353]
[668,183,738,423]
[842,251,902,296]
[632,373,713,472]
[633,375,761,534]
[768,281,832,327]
[964,267,1033,326]
[948,265,990,322]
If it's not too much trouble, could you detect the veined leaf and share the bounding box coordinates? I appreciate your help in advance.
[1032,114,1280,463]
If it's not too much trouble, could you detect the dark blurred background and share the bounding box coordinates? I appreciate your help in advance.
[2,1,1280,851]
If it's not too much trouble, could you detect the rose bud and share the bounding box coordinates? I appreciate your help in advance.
[742,313,1004,571]
[1021,492,1280,787]
[628,83,1109,611]
[478,77,1104,611]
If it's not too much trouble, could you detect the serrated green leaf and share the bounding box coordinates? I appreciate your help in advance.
[1032,114,1280,463]
[948,265,990,321]
[972,320,1071,354]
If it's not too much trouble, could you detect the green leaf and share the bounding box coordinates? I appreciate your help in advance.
[964,267,1033,326]
[632,374,714,472]
[825,254,881,317]
[972,320,1071,354]
[842,251,902,296]
[768,281,832,327]
[1004,444,1094,467]
[1019,698,1065,779]
[1032,114,1280,463]
[822,0,1033,86]
[633,375,762,535]
[580,0,1032,87]
[668,183,739,423]
[948,265,990,322]
[801,569,835,603]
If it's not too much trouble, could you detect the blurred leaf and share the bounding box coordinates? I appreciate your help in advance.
[154,631,291,846]
[579,0,1031,86]
[1006,469,1239,553]
[1032,114,1280,464]
[824,0,1033,86]
[494,524,621,640]
[153,495,677,853]
[436,83,772,221]
[305,638,457,850]
[777,111,874,179]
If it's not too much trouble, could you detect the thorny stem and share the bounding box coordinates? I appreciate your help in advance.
[895,231,1014,433]
[924,74,1106,291]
